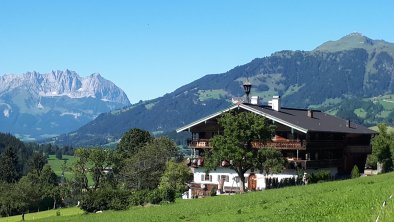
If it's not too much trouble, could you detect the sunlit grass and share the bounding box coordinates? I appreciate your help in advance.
[18,172,394,222]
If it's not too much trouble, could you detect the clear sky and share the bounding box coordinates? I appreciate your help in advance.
[1,0,393,102]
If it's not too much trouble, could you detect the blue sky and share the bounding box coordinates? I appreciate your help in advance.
[1,0,393,102]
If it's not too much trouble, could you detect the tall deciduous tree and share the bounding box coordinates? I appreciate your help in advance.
[121,137,177,190]
[40,165,60,209]
[370,124,393,172]
[117,128,153,158]
[159,160,191,194]
[27,152,47,176]
[205,111,284,193]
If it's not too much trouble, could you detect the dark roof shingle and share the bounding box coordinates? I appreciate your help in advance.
[243,104,376,134]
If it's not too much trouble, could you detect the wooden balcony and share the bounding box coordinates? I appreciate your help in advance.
[251,140,306,150]
[188,139,305,150]
[287,158,342,169]
[305,140,345,150]
[188,139,211,148]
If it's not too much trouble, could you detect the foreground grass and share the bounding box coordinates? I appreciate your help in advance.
[0,208,83,222]
[3,172,394,222]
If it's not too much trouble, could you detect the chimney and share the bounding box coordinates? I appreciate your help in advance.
[307,110,313,118]
[346,120,351,128]
[268,96,281,111]
[250,96,260,105]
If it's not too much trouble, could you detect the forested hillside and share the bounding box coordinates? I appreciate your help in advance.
[53,33,394,146]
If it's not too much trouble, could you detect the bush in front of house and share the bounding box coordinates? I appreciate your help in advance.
[309,170,332,183]
[351,165,360,179]
[129,187,176,206]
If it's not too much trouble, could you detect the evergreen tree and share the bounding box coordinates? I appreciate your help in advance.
[351,165,360,178]
[0,146,20,183]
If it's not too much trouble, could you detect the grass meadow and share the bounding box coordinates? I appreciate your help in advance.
[1,172,393,222]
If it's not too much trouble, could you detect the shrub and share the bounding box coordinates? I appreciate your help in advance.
[161,187,176,202]
[109,189,130,210]
[309,170,332,183]
[210,187,217,197]
[129,190,149,206]
[80,190,109,212]
[351,165,360,179]
[147,189,163,205]
[80,188,130,212]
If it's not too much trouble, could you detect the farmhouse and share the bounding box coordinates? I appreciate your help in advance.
[177,82,375,196]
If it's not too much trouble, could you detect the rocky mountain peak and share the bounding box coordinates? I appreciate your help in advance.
[0,69,131,141]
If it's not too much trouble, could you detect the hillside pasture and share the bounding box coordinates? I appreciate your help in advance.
[9,172,392,222]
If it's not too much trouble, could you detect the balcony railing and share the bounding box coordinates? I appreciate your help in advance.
[251,140,305,150]
[287,158,342,169]
[188,139,211,148]
[188,139,305,150]
[305,140,345,150]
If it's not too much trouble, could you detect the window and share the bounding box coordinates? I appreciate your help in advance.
[217,175,229,182]
[201,174,212,182]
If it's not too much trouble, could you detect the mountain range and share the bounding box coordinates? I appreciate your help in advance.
[0,70,130,141]
[11,33,394,146]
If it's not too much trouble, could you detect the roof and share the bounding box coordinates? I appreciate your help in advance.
[176,103,377,135]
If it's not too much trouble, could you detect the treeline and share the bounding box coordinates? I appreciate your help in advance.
[25,143,74,158]
[76,128,190,213]
[0,133,60,217]
[0,129,190,218]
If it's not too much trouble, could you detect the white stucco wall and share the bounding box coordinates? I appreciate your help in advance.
[193,167,338,190]
[193,167,306,190]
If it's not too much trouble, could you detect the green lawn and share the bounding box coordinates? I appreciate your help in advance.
[2,172,392,222]
[0,208,83,222]
[47,155,93,184]
[47,155,78,180]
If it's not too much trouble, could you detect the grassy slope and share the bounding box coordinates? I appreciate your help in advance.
[47,155,78,180]
[0,208,83,222]
[6,172,391,222]
[47,155,93,184]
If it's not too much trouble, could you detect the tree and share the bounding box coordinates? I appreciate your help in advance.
[351,165,360,178]
[121,137,177,190]
[257,148,285,175]
[40,165,60,209]
[117,128,153,158]
[14,173,42,219]
[205,111,284,193]
[27,152,47,176]
[370,124,393,172]
[55,149,63,160]
[88,148,116,190]
[159,160,191,194]
[73,149,90,192]
[0,146,20,183]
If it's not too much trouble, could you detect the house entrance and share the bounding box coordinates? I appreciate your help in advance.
[248,173,257,191]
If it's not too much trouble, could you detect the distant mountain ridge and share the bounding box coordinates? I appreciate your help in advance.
[54,33,394,146]
[0,70,130,141]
